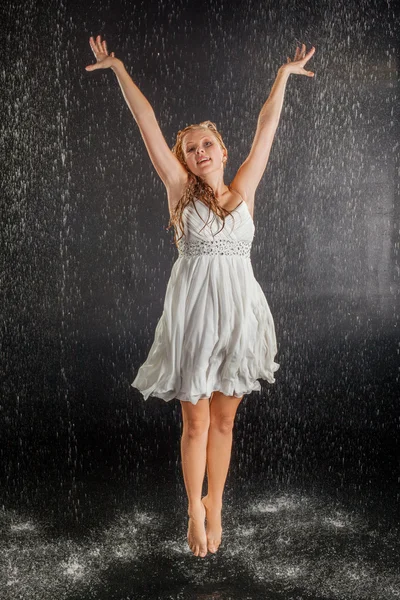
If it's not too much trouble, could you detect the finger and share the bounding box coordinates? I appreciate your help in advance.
[301,47,316,64]
[102,39,108,54]
[97,35,103,52]
[91,35,100,55]
[95,34,103,54]
[89,36,98,57]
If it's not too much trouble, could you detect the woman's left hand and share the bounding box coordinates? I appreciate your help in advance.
[281,43,315,77]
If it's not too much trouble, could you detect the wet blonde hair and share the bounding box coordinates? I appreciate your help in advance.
[167,120,238,247]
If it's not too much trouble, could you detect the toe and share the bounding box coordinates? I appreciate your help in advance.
[209,538,220,553]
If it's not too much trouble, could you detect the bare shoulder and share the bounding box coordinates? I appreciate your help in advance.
[229,176,255,219]
[165,173,189,218]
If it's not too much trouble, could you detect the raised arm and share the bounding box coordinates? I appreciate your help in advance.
[231,43,315,205]
[85,35,187,191]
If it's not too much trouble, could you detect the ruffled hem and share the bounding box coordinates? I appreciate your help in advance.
[131,361,280,406]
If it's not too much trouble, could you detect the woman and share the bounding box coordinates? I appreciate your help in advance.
[85,36,315,558]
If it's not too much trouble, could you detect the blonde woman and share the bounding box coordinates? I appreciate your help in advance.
[86,36,315,558]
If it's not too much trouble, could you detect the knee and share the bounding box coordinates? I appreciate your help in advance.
[183,418,210,438]
[210,415,235,435]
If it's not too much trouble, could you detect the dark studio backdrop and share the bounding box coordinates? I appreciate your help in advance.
[1,0,399,596]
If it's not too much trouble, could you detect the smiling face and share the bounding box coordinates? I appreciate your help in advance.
[182,129,227,176]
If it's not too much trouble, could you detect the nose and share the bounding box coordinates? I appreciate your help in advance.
[196,149,206,161]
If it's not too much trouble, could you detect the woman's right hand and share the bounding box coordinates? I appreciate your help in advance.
[85,35,120,71]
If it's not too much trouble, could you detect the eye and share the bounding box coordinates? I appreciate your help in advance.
[187,141,212,152]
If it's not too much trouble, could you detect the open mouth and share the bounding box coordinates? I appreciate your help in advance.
[197,158,210,165]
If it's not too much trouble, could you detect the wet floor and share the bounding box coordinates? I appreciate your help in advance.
[1,460,399,599]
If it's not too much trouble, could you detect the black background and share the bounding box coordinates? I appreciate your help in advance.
[1,0,399,598]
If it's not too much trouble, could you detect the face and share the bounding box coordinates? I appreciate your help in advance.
[182,130,226,175]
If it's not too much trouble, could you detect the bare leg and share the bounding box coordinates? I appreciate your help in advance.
[202,391,243,553]
[180,397,210,557]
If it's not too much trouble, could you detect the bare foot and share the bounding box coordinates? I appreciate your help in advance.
[187,502,208,557]
[201,495,222,553]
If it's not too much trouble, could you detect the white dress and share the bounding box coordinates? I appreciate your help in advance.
[131,197,279,405]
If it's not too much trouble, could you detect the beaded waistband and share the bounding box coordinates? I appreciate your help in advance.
[177,238,252,257]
